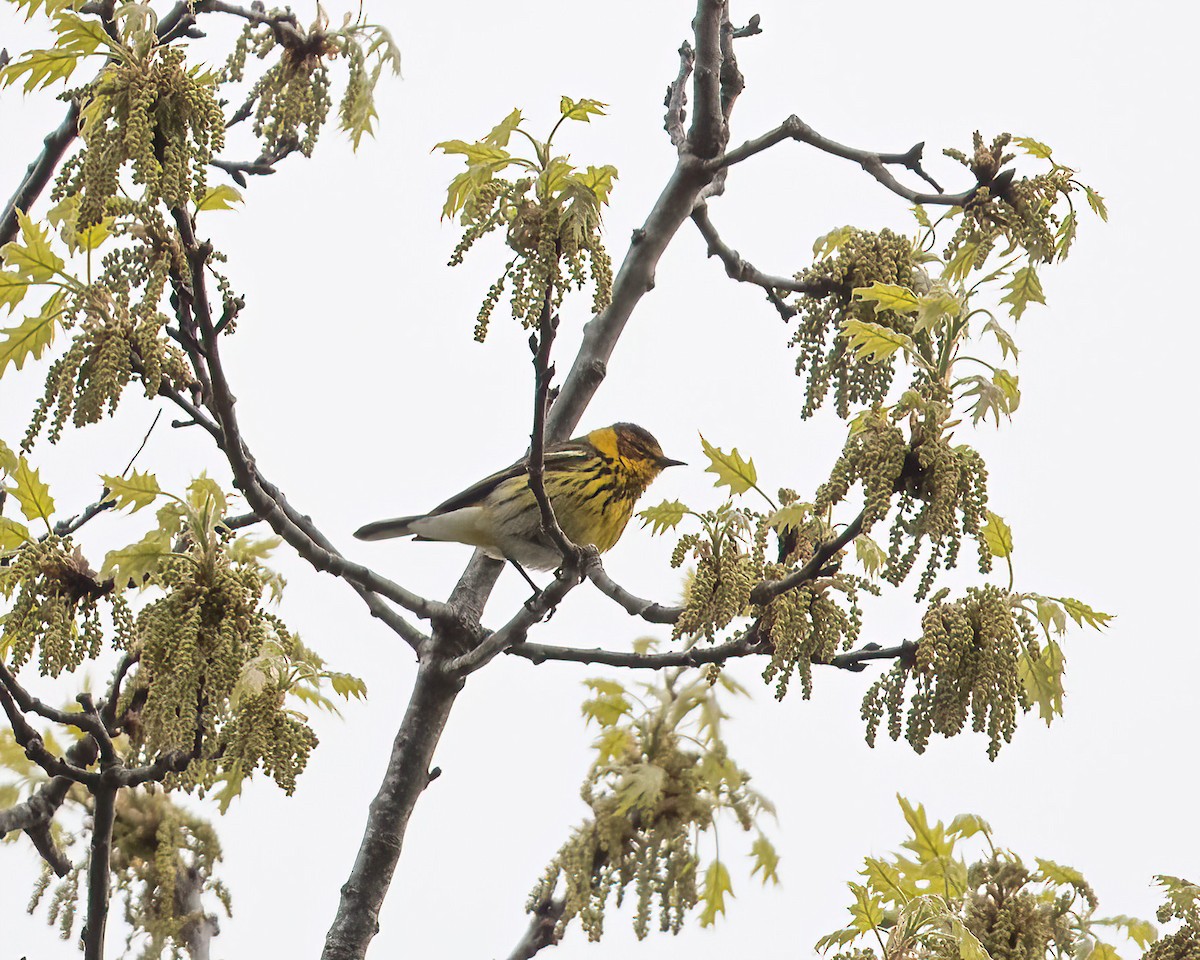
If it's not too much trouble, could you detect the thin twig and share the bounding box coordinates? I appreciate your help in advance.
[749,508,866,606]
[713,116,972,205]
[691,202,840,319]
[526,256,579,563]
[166,209,437,649]
[584,554,683,623]
[1,103,81,246]
[663,41,695,149]
[506,896,566,960]
[509,635,914,672]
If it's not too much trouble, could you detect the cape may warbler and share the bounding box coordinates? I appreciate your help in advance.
[354,423,684,571]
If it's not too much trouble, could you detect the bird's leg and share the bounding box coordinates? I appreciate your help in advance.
[508,559,547,612]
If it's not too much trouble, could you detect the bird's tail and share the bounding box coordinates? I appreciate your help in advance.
[353,516,421,541]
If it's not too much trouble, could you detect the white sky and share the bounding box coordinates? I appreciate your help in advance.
[3,1,1198,958]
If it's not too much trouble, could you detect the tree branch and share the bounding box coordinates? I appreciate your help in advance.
[319,659,463,960]
[507,896,566,960]
[663,41,695,150]
[525,258,579,563]
[166,208,438,650]
[448,561,586,675]
[687,0,727,158]
[81,780,117,960]
[713,116,976,205]
[748,508,866,606]
[1,103,81,247]
[583,554,683,623]
[509,634,915,673]
[691,201,841,319]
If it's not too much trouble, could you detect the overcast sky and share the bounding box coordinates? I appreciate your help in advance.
[3,1,1198,958]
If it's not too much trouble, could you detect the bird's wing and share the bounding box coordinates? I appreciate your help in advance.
[427,443,591,516]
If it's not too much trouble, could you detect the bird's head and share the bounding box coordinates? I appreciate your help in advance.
[588,422,686,483]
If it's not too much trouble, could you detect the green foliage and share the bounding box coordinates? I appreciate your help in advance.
[1144,878,1200,960]
[0,11,118,92]
[790,227,917,419]
[221,9,400,156]
[437,101,617,340]
[12,201,194,450]
[529,670,774,941]
[1,470,362,803]
[817,797,1150,960]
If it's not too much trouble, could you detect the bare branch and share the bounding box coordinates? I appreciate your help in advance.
[0,669,103,788]
[687,0,726,158]
[1,103,81,246]
[713,116,974,205]
[166,209,438,650]
[691,201,842,319]
[732,13,763,38]
[81,781,117,960]
[448,562,586,676]
[507,896,566,960]
[509,634,915,673]
[320,660,463,960]
[663,42,695,149]
[584,555,683,624]
[526,265,580,563]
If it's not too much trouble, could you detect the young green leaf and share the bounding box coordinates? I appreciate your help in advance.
[581,687,631,727]
[912,205,932,229]
[0,291,63,377]
[2,212,66,281]
[0,516,33,550]
[1018,640,1065,724]
[197,185,244,212]
[592,726,636,764]
[897,795,953,863]
[947,812,992,840]
[613,761,667,815]
[1084,185,1109,221]
[484,108,523,147]
[1096,915,1157,949]
[853,282,921,316]
[328,672,368,701]
[813,225,854,259]
[769,502,813,533]
[750,834,781,885]
[1034,596,1068,636]
[100,469,162,512]
[914,289,962,334]
[0,270,31,313]
[1013,136,1054,159]
[839,318,917,364]
[983,317,1019,361]
[700,435,758,496]
[855,534,887,577]
[943,240,980,283]
[1001,266,1046,320]
[982,512,1013,558]
[638,499,689,534]
[101,529,172,589]
[7,457,55,524]
[960,371,1019,426]
[559,96,607,122]
[699,860,734,926]
[0,439,18,475]
[1056,597,1113,630]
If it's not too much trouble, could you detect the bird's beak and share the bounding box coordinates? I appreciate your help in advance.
[658,457,687,469]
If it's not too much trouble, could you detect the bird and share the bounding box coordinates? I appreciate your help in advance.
[354,422,684,586]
